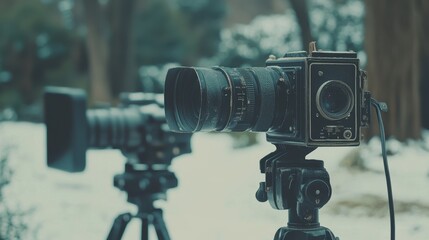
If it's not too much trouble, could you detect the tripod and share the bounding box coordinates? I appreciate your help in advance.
[256,145,338,240]
[107,163,178,240]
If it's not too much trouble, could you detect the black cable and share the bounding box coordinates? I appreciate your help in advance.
[371,98,395,240]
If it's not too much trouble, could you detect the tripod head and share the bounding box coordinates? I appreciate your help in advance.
[256,145,337,240]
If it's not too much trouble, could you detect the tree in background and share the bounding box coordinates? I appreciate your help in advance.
[309,0,365,59]
[133,0,188,66]
[0,0,227,115]
[204,13,302,67]
[206,0,365,68]
[78,0,136,103]
[81,0,226,102]
[134,0,226,66]
[132,0,226,93]
[420,2,429,130]
[289,0,313,49]
[178,0,226,64]
[365,0,429,140]
[0,0,80,119]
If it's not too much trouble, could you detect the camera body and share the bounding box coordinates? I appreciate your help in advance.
[265,51,370,146]
[164,49,370,147]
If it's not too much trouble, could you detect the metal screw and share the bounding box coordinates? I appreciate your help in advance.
[318,71,324,77]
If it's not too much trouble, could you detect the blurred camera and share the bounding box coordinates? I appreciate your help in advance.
[164,50,370,146]
[44,87,191,172]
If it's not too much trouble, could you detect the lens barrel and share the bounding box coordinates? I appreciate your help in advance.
[165,67,286,133]
[87,108,143,149]
[316,80,354,120]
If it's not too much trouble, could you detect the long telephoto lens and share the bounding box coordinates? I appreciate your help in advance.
[45,87,147,172]
[316,80,354,121]
[164,66,287,132]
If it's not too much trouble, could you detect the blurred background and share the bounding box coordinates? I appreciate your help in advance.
[0,0,428,239]
[0,0,428,138]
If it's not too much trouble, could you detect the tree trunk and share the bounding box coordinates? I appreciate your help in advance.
[365,0,423,140]
[19,42,36,104]
[289,0,313,49]
[420,1,429,129]
[81,0,111,104]
[107,0,136,98]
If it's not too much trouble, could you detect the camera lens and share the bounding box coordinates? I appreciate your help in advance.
[165,66,285,132]
[87,108,142,149]
[316,80,354,120]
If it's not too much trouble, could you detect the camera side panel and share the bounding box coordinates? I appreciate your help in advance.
[307,62,360,146]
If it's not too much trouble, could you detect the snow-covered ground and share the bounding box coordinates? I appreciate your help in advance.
[1,122,428,240]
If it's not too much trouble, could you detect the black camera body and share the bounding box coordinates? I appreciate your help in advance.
[164,49,370,147]
[45,87,192,172]
[265,51,370,146]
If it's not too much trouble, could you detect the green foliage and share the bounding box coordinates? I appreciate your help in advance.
[134,0,188,65]
[202,14,302,67]
[0,0,73,76]
[178,0,226,58]
[309,0,365,62]
[0,0,83,118]
[0,149,28,240]
[201,0,365,68]
[133,0,226,65]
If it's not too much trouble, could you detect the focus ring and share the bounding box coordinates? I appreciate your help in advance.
[236,68,257,131]
[222,68,250,131]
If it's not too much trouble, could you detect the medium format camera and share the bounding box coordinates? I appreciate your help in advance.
[164,49,371,146]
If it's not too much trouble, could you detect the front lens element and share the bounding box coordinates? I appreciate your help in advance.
[316,80,354,120]
[174,69,203,131]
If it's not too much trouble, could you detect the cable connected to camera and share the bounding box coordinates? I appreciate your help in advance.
[371,98,395,240]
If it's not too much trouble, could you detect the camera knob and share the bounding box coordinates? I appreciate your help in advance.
[303,180,331,208]
[256,182,268,202]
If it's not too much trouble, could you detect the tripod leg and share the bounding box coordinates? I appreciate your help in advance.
[107,213,133,240]
[152,210,170,240]
[141,216,149,240]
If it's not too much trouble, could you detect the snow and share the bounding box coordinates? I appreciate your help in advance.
[1,122,429,240]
